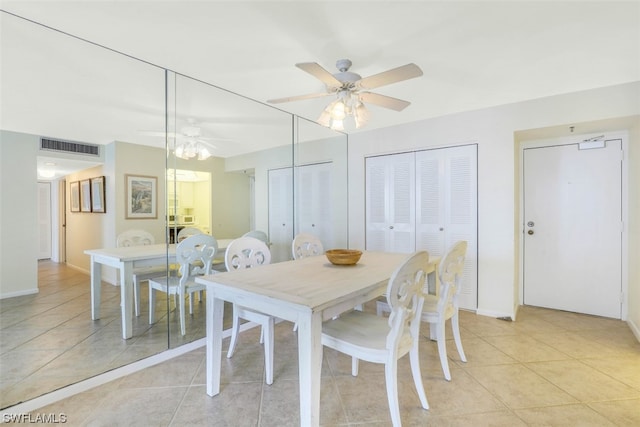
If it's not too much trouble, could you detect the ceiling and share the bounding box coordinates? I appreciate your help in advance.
[1,1,639,167]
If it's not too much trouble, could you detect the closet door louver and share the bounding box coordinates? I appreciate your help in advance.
[365,152,415,253]
[268,167,294,263]
[295,162,334,249]
[416,145,477,310]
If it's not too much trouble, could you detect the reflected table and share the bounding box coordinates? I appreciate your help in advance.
[197,250,439,426]
[85,239,232,339]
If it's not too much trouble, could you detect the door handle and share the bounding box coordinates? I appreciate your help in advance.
[528,230,534,235]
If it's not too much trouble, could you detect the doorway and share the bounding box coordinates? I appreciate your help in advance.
[522,137,625,318]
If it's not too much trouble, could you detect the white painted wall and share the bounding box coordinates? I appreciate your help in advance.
[0,131,38,297]
[349,81,640,322]
[627,120,640,340]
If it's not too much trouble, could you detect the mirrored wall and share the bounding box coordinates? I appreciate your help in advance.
[0,11,347,408]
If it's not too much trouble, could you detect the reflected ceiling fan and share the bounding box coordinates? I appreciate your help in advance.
[267,59,423,130]
[140,118,230,160]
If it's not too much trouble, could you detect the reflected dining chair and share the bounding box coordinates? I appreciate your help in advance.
[148,234,218,336]
[116,229,167,317]
[177,226,203,242]
[291,232,324,260]
[242,229,269,244]
[225,236,275,384]
[420,240,468,381]
[321,251,430,427]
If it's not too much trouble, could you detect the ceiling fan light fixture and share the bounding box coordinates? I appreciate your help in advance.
[330,119,344,131]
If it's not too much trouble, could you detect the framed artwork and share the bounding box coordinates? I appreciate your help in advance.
[70,181,80,212]
[91,176,106,213]
[125,174,157,219]
[80,179,92,212]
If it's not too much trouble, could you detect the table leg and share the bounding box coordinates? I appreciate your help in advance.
[296,310,323,427]
[90,257,102,320]
[120,262,134,339]
[206,293,224,396]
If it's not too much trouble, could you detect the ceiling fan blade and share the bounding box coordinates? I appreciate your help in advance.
[267,92,333,104]
[357,63,423,90]
[359,92,411,111]
[296,62,342,88]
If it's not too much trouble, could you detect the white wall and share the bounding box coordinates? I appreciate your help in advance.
[627,120,640,339]
[0,131,38,297]
[349,81,640,321]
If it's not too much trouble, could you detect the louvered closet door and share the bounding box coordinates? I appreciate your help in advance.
[268,167,293,263]
[365,152,415,253]
[295,162,334,249]
[416,145,477,310]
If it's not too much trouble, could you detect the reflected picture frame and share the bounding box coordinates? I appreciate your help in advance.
[125,174,157,219]
[80,179,91,212]
[91,176,106,213]
[70,181,80,212]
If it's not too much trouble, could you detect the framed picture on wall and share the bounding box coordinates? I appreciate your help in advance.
[70,181,80,212]
[91,176,106,213]
[80,179,92,212]
[125,174,157,219]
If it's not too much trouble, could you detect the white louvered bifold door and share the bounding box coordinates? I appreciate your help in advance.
[416,145,477,310]
[295,162,334,249]
[268,167,294,263]
[365,152,415,253]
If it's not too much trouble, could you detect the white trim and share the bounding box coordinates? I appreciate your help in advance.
[0,288,39,299]
[0,322,259,415]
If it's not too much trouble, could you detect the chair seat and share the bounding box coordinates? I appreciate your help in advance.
[149,275,205,294]
[133,265,169,280]
[422,294,455,319]
[322,311,413,360]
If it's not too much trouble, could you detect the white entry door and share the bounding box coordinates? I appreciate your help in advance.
[523,139,623,318]
[37,181,52,260]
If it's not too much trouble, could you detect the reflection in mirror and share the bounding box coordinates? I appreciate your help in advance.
[0,11,347,409]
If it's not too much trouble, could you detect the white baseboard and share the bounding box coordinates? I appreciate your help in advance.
[0,288,38,300]
[629,318,640,343]
[476,307,513,319]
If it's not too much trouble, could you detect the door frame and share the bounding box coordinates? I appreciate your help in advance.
[518,130,629,320]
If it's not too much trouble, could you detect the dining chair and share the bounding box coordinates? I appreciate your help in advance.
[242,229,269,244]
[291,232,324,331]
[225,236,275,385]
[321,251,430,427]
[148,234,218,336]
[419,240,468,381]
[177,226,203,242]
[116,229,167,317]
[291,232,324,260]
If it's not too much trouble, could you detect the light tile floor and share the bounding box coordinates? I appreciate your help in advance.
[23,298,640,425]
[0,260,219,409]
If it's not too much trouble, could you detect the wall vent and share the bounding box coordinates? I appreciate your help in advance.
[40,137,100,156]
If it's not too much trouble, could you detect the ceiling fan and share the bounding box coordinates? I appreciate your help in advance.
[267,59,423,130]
[140,118,228,160]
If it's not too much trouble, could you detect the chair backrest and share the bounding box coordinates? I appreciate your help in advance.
[225,236,271,271]
[242,230,269,244]
[177,227,203,242]
[176,234,218,281]
[117,229,155,247]
[292,233,324,260]
[385,251,429,350]
[439,241,468,309]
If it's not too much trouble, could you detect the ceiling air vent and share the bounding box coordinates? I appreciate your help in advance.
[40,137,100,157]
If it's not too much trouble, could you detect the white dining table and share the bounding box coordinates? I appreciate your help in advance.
[196,250,440,427]
[85,238,232,339]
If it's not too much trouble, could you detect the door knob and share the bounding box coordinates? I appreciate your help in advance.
[528,230,534,235]
[527,221,535,227]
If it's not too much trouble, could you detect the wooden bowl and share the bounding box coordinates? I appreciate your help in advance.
[325,249,363,266]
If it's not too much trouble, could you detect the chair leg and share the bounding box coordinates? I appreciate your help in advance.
[227,307,241,358]
[179,289,186,336]
[293,322,298,332]
[259,326,265,344]
[149,286,156,324]
[351,357,359,376]
[188,292,194,315]
[384,360,401,427]
[264,317,274,385]
[451,312,467,362]
[134,279,141,317]
[436,321,452,381]
[409,344,429,409]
